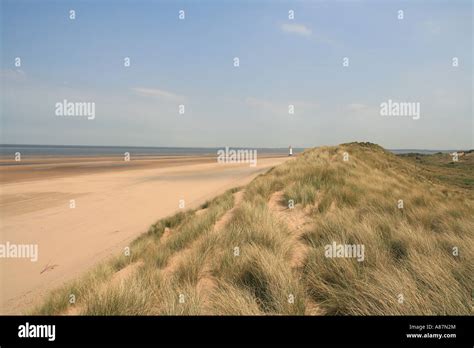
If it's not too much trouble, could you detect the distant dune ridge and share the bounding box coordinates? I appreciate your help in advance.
[34,143,473,315]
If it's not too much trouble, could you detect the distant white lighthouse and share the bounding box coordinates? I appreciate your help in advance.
[289,146,293,156]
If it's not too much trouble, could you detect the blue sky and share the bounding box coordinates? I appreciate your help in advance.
[1,0,472,149]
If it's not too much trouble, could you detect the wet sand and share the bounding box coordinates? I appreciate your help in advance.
[0,154,292,314]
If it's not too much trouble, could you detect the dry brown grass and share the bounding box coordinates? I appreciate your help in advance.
[34,143,473,315]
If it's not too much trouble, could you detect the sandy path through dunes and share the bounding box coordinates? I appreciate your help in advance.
[0,156,290,314]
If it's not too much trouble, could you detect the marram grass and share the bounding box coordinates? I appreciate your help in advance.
[34,143,474,315]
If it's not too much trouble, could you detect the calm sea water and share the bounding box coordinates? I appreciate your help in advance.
[0,144,457,157]
[389,149,457,154]
[0,144,304,157]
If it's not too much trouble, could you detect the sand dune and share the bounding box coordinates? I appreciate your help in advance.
[0,155,291,314]
[31,144,473,316]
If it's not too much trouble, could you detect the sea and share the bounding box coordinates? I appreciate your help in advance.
[0,144,459,157]
[0,144,304,157]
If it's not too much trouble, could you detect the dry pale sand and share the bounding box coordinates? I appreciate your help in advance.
[0,155,291,314]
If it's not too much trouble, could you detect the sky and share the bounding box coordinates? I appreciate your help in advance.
[0,0,472,149]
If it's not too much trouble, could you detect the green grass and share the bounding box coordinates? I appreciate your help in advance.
[400,151,474,190]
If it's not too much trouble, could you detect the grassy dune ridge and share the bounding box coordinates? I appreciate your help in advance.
[34,143,473,315]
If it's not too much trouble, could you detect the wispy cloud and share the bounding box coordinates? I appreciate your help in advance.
[245,97,281,114]
[280,23,312,37]
[297,101,320,110]
[344,103,380,119]
[132,87,185,102]
[420,20,441,35]
[280,23,339,47]
[347,103,369,112]
[246,97,319,115]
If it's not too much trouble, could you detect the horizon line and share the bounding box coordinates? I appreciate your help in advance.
[0,143,471,152]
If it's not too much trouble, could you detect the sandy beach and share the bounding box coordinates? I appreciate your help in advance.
[0,154,291,314]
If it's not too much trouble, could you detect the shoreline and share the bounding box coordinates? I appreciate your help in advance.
[0,153,288,184]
